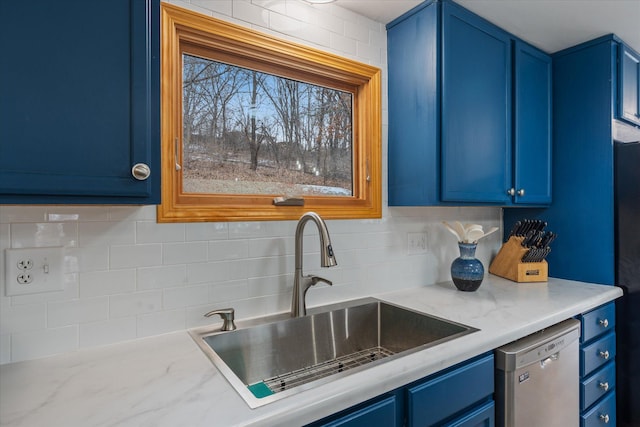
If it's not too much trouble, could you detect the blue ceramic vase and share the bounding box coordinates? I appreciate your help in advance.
[451,242,484,291]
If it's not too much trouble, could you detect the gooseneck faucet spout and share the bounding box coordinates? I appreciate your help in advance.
[291,212,337,317]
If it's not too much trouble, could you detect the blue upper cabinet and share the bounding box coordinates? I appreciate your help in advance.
[387,0,552,206]
[440,2,512,204]
[387,2,440,206]
[617,44,640,127]
[0,0,160,204]
[513,41,553,205]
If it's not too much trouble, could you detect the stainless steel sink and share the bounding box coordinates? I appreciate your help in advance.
[190,298,477,408]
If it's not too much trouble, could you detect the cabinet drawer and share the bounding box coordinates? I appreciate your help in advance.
[581,332,616,377]
[581,390,616,427]
[315,395,397,427]
[580,303,615,343]
[407,353,494,427]
[444,400,495,427]
[581,362,616,410]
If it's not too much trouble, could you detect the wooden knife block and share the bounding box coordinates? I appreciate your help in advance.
[489,236,548,282]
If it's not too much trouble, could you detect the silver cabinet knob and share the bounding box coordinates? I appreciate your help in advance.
[599,413,610,423]
[131,163,151,181]
[599,381,609,391]
[507,188,515,196]
[599,350,610,360]
[516,188,525,196]
[599,318,609,328]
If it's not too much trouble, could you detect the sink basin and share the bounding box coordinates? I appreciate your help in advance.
[190,298,477,408]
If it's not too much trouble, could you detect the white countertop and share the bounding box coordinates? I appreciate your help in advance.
[0,276,622,427]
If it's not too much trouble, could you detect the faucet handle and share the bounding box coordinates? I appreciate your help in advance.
[204,308,237,331]
[309,275,333,287]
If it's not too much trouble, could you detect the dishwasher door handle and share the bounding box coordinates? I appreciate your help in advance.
[540,352,559,368]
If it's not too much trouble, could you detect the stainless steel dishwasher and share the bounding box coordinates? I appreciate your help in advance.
[496,318,581,427]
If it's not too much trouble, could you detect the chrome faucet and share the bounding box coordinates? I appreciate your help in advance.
[291,212,337,317]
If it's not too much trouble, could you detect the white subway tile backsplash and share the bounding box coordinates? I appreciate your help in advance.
[248,237,293,258]
[78,221,136,247]
[109,244,162,269]
[0,303,47,334]
[232,0,269,27]
[187,261,230,284]
[345,21,370,43]
[79,317,136,348]
[163,242,207,265]
[137,265,187,290]
[79,269,136,298]
[11,326,78,361]
[10,273,78,306]
[0,334,10,364]
[67,246,109,273]
[248,274,290,297]
[48,297,109,328]
[109,291,163,318]
[163,285,209,310]
[191,0,232,17]
[136,221,185,243]
[45,206,110,222]
[0,1,504,365]
[208,239,248,261]
[0,206,47,223]
[108,205,156,222]
[137,309,186,338]
[185,222,228,241]
[208,279,249,303]
[10,222,78,248]
[330,32,357,55]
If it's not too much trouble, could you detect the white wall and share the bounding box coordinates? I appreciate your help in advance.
[0,0,502,364]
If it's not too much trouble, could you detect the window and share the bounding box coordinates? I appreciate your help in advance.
[158,4,381,222]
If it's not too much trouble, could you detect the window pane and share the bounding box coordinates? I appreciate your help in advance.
[181,54,353,197]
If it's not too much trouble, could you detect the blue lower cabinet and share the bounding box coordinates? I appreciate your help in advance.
[581,391,616,427]
[578,304,617,425]
[581,363,616,410]
[307,353,495,427]
[407,354,494,426]
[314,395,398,427]
[445,400,495,427]
[580,332,616,377]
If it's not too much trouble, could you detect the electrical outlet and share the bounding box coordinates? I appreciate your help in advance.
[4,247,65,296]
[408,232,428,255]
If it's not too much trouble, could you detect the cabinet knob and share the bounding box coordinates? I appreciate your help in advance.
[599,381,609,391]
[131,163,151,181]
[516,188,525,196]
[599,318,609,328]
[599,413,610,423]
[599,350,610,360]
[507,188,515,196]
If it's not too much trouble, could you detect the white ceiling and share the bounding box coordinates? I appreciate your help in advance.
[335,0,640,54]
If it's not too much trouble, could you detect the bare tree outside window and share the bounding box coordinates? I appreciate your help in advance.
[181,54,353,197]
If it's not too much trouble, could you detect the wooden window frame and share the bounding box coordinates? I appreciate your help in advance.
[157,3,381,222]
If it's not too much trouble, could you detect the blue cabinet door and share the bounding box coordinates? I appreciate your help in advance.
[387,3,440,206]
[0,0,160,204]
[309,395,398,427]
[513,41,552,205]
[618,44,640,126]
[441,2,511,203]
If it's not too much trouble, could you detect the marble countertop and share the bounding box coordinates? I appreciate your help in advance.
[0,276,622,427]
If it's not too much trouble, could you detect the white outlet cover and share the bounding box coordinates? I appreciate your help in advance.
[4,247,65,296]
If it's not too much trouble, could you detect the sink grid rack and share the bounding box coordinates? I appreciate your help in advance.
[262,346,395,393]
